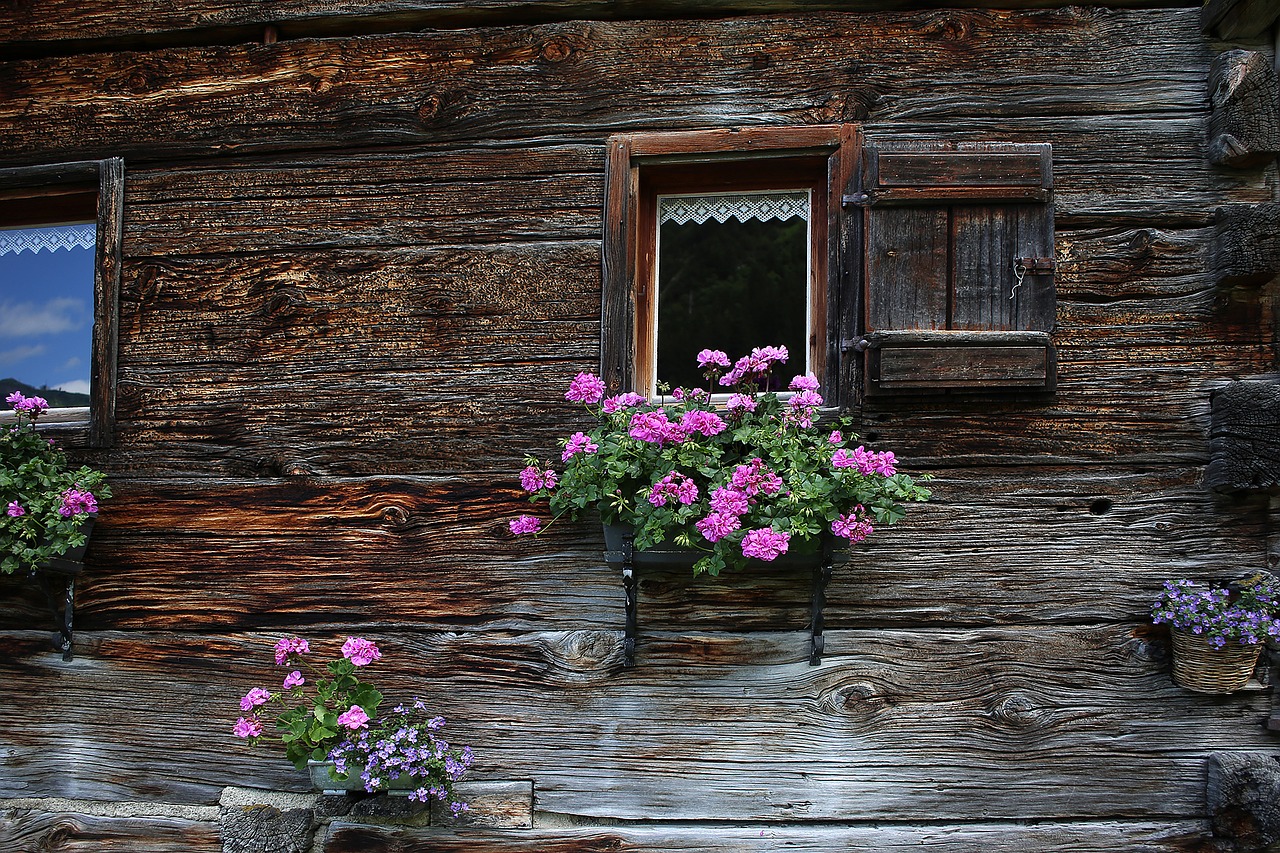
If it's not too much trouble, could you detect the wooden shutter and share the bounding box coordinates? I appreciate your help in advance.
[857,142,1056,394]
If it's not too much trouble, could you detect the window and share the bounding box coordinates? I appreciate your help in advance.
[0,159,124,446]
[602,129,1056,405]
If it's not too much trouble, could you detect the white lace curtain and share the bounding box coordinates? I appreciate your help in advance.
[0,224,96,256]
[659,191,809,226]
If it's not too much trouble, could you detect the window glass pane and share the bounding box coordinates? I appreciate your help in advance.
[0,224,96,408]
[656,191,809,392]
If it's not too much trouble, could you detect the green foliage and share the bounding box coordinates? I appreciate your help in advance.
[0,401,109,575]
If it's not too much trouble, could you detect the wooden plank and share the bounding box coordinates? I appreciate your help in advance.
[872,344,1051,388]
[0,625,1273,820]
[865,206,949,330]
[0,10,1225,166]
[1206,379,1280,492]
[952,204,1055,332]
[1202,0,1280,39]
[0,465,1265,633]
[1210,203,1280,288]
[323,820,1214,853]
[430,781,533,828]
[0,810,220,852]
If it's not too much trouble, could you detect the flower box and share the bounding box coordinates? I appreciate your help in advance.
[1170,628,1262,694]
[308,760,420,797]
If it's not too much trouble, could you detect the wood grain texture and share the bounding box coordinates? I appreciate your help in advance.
[1206,379,1280,493]
[0,467,1265,633]
[0,810,220,852]
[1207,50,1280,169]
[0,624,1272,820]
[322,820,1218,853]
[1210,203,1280,289]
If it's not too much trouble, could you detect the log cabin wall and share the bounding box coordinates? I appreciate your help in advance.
[1,1,1279,850]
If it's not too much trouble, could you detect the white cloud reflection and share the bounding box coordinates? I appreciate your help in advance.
[0,297,90,338]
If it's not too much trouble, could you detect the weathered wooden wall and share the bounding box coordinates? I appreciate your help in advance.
[1,4,1277,851]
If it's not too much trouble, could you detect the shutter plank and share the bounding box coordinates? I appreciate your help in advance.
[953,203,1054,333]
[865,206,948,331]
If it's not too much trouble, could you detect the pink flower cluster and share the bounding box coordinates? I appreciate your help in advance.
[342,636,382,667]
[696,349,731,370]
[273,636,310,665]
[240,687,271,711]
[6,390,49,416]
[695,460,786,558]
[629,408,728,446]
[648,472,699,507]
[57,488,98,518]
[725,393,757,414]
[832,506,874,542]
[233,716,263,739]
[718,346,789,387]
[519,465,558,493]
[282,670,305,689]
[833,446,897,477]
[5,501,23,517]
[337,705,370,730]
[603,392,645,414]
[562,432,600,461]
[786,388,825,429]
[508,515,542,535]
[565,372,606,404]
[741,528,791,560]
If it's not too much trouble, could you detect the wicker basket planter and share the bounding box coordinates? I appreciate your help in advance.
[1170,628,1262,694]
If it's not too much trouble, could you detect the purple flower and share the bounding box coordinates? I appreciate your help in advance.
[730,459,783,497]
[828,430,843,444]
[628,410,688,445]
[508,515,542,535]
[57,488,98,518]
[789,374,820,392]
[282,670,305,689]
[648,472,699,507]
[342,637,382,667]
[5,501,24,517]
[337,705,371,730]
[273,636,310,665]
[561,432,600,461]
[696,349,730,370]
[565,372,606,404]
[233,716,263,738]
[695,512,741,543]
[602,392,645,414]
[725,393,757,414]
[7,391,49,415]
[240,687,271,711]
[708,486,751,518]
[832,506,874,543]
[679,409,727,437]
[741,528,790,561]
[519,465,557,493]
[833,446,895,476]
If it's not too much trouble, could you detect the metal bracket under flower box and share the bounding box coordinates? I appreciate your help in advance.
[603,526,837,667]
[29,515,95,662]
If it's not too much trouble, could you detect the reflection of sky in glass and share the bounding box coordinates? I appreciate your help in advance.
[0,225,95,394]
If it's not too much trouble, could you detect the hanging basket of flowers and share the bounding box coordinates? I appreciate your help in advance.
[1151,576,1280,694]
[509,345,931,578]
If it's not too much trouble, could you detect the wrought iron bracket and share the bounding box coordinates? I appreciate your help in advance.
[606,536,638,667]
[809,542,834,666]
[34,558,84,661]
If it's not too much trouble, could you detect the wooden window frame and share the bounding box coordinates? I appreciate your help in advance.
[602,125,861,405]
[0,159,125,447]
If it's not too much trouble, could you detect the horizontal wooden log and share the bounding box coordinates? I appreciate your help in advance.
[322,820,1216,853]
[1207,50,1280,168]
[0,10,1226,170]
[0,465,1267,632]
[1206,378,1280,492]
[0,809,220,852]
[1,1,1221,52]
[1211,203,1280,288]
[0,625,1273,820]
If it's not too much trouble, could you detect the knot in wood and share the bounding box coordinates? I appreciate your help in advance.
[380,505,410,526]
[988,693,1037,726]
[417,95,444,122]
[540,38,576,63]
[822,680,879,711]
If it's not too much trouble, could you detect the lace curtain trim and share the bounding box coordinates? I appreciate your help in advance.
[659,191,809,225]
[0,225,96,256]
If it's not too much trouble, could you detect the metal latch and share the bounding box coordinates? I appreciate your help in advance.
[1014,257,1055,274]
[841,192,871,209]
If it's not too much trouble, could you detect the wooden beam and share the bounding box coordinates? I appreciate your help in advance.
[1201,0,1280,40]
[1207,50,1280,169]
[1206,379,1280,493]
[1210,203,1280,288]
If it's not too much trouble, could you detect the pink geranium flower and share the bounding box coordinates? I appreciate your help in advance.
[508,515,542,535]
[233,716,263,738]
[273,636,310,665]
[337,705,370,730]
[240,687,271,711]
[341,637,382,667]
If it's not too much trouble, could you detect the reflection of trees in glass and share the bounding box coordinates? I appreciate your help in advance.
[657,217,807,391]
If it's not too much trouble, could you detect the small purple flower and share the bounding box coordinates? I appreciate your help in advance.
[273,636,310,665]
[5,501,24,517]
[282,670,305,689]
[561,431,600,461]
[696,349,731,370]
[342,637,382,667]
[832,507,874,543]
[648,472,699,507]
[789,374,820,392]
[508,515,542,535]
[519,465,557,493]
[233,716,263,738]
[725,393,757,414]
[57,488,98,518]
[828,430,843,444]
[602,392,645,414]
[240,687,271,711]
[565,372,606,404]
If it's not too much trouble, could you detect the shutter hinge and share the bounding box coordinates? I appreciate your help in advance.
[1014,257,1056,274]
[841,338,871,353]
[841,192,871,209]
